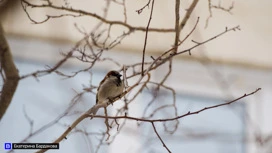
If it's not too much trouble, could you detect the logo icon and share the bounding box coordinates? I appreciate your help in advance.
[4,143,12,150]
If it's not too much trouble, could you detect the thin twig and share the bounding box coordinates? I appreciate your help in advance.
[136,0,151,14]
[152,122,171,153]
[179,17,199,45]
[141,0,155,76]
[205,0,234,28]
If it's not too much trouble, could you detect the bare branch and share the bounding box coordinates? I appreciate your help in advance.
[205,0,234,28]
[166,26,241,61]
[174,0,181,52]
[19,36,86,80]
[179,0,199,33]
[136,0,151,14]
[129,25,240,79]
[90,88,261,122]
[179,17,199,45]
[86,87,262,136]
[152,122,172,153]
[21,0,174,33]
[21,1,83,24]
[23,105,34,135]
[0,23,19,121]
[212,1,234,13]
[141,0,155,76]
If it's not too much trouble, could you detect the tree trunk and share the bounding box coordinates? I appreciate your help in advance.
[0,22,19,121]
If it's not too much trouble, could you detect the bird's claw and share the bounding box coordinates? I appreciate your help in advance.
[107,98,114,105]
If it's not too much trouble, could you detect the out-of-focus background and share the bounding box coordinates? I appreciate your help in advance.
[0,0,271,153]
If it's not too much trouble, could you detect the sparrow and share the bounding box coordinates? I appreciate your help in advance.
[96,70,124,105]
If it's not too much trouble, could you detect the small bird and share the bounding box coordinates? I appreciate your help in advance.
[96,70,124,105]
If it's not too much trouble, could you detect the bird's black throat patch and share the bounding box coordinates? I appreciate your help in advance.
[116,77,122,86]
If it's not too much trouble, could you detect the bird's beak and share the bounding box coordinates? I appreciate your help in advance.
[118,74,122,77]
